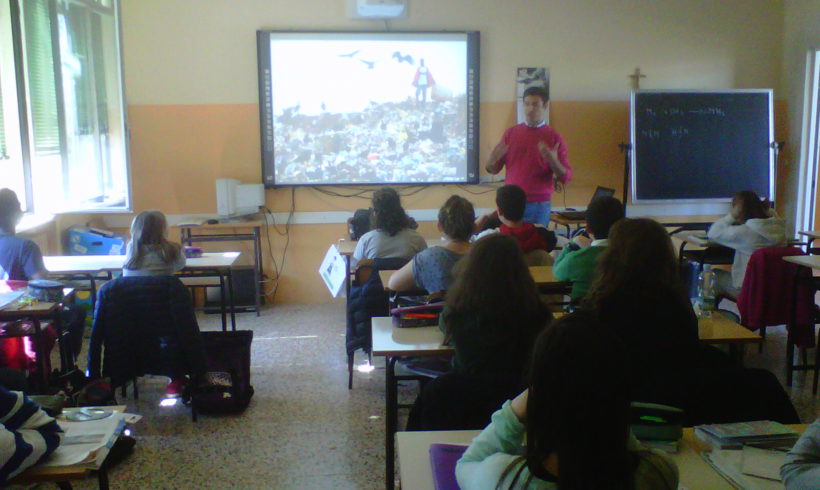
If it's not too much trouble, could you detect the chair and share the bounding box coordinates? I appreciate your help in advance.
[87,276,208,418]
[716,247,819,392]
[345,257,408,389]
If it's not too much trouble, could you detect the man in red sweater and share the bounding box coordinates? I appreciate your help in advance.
[485,86,572,227]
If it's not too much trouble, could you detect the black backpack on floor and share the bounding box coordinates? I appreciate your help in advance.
[191,330,254,415]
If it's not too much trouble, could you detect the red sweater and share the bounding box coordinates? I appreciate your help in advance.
[499,223,548,253]
[498,123,571,202]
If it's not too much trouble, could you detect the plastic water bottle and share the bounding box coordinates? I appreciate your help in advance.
[697,264,716,318]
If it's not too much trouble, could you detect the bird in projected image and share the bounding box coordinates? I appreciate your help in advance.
[391,51,414,65]
[338,50,360,58]
[360,59,376,69]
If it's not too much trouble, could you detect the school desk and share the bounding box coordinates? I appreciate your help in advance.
[0,286,75,391]
[378,265,568,292]
[395,424,807,490]
[44,252,241,331]
[372,314,762,490]
[8,405,129,489]
[178,220,264,316]
[781,254,820,393]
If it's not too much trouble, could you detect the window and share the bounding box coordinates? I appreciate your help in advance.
[0,0,129,214]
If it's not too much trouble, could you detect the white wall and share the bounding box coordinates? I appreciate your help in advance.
[121,0,784,105]
[781,0,820,232]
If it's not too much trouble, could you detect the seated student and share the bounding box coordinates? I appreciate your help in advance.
[456,312,678,490]
[707,190,786,297]
[442,233,551,391]
[406,234,552,431]
[388,195,474,294]
[0,385,62,483]
[781,416,820,489]
[474,185,556,261]
[0,188,85,361]
[352,187,427,267]
[553,195,623,302]
[123,211,185,276]
[583,218,798,425]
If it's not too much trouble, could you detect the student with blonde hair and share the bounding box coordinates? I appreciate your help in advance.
[123,211,185,277]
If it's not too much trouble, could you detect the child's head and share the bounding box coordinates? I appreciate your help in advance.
[447,233,545,320]
[437,195,475,242]
[522,311,633,487]
[731,190,770,223]
[585,196,624,239]
[130,211,169,246]
[372,187,408,236]
[496,185,527,222]
[0,189,22,233]
[586,218,679,306]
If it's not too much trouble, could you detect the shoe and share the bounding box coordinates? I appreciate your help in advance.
[164,377,188,398]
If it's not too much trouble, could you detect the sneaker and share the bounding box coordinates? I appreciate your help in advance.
[164,377,188,398]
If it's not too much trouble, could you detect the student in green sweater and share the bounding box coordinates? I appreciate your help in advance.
[553,195,624,301]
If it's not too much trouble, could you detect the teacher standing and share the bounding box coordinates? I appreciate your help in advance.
[484,86,572,227]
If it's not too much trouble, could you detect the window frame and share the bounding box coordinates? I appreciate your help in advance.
[2,0,131,215]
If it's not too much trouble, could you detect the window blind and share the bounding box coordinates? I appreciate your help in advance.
[23,0,59,154]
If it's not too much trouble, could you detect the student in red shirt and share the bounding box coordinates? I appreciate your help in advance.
[484,86,572,227]
[474,185,556,257]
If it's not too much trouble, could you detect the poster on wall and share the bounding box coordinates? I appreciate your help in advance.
[516,67,550,125]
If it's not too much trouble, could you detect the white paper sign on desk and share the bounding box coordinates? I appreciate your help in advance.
[319,245,346,298]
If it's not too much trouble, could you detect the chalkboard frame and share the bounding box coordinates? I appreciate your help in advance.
[629,89,774,204]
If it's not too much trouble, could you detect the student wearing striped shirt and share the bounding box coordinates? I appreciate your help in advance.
[0,385,62,482]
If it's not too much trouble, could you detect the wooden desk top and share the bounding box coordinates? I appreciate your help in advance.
[177,220,264,230]
[380,266,563,291]
[698,315,762,344]
[798,230,820,240]
[9,406,129,485]
[44,252,240,274]
[396,425,807,490]
[550,213,585,225]
[783,254,820,269]
[337,238,442,257]
[371,316,453,357]
[0,301,60,319]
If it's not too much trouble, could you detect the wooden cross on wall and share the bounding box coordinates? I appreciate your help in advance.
[629,67,646,90]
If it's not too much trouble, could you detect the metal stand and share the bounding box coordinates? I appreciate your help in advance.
[619,142,632,211]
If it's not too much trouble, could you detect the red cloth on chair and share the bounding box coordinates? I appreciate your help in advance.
[0,280,56,374]
[736,247,816,348]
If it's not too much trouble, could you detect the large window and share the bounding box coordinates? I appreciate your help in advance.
[0,0,128,214]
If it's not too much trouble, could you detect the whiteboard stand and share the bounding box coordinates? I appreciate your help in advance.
[770,141,784,205]
[619,142,632,211]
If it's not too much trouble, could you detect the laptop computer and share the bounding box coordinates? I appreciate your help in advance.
[556,186,616,221]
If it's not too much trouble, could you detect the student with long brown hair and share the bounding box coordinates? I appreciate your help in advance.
[442,233,551,390]
[583,218,798,425]
[456,312,678,489]
[407,233,552,431]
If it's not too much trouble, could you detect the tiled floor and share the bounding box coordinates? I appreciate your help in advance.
[65,302,818,489]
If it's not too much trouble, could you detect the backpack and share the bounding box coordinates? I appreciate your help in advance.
[191,331,254,414]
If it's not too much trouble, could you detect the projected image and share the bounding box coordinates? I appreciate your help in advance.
[260,32,477,186]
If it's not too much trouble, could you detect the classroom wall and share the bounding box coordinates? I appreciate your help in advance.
[117,0,787,304]
[781,0,820,232]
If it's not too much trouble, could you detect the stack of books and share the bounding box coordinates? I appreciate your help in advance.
[695,420,799,450]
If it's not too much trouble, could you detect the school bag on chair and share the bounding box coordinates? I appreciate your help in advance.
[190,330,254,416]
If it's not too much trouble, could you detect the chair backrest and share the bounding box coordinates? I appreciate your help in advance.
[736,246,815,346]
[89,275,206,385]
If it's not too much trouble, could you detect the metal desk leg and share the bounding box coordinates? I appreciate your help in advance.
[218,273,227,332]
[385,356,398,490]
[344,255,351,299]
[253,226,262,315]
[227,268,237,331]
[31,319,49,392]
